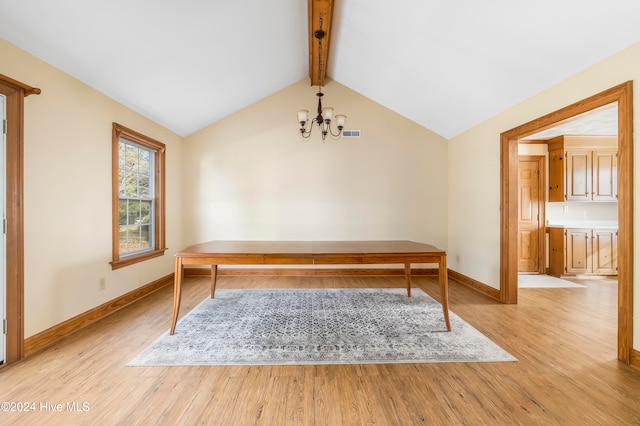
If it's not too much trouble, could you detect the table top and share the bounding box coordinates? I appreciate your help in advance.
[176,240,445,257]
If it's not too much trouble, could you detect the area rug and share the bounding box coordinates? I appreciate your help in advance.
[129,288,517,366]
[518,274,584,288]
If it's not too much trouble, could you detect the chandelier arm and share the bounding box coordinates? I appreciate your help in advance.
[300,126,313,140]
[299,118,315,139]
[327,124,343,138]
[300,117,326,141]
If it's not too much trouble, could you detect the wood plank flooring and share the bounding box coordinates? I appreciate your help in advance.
[0,274,638,425]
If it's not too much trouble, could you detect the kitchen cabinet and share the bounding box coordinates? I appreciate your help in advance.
[548,227,617,276]
[548,136,617,202]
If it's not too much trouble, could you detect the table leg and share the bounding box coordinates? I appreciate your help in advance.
[440,255,451,331]
[170,256,184,335]
[404,263,412,297]
[211,264,218,298]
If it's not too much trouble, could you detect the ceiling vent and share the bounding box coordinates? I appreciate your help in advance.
[342,130,361,138]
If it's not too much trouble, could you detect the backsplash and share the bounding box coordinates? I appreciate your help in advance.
[546,202,618,222]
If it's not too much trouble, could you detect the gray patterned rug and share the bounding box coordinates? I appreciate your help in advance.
[129,288,517,366]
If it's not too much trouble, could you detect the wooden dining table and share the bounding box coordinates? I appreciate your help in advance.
[170,240,451,335]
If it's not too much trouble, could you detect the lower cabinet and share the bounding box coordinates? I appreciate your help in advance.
[548,227,617,276]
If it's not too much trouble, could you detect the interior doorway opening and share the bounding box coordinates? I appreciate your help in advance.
[500,82,633,363]
[0,73,40,366]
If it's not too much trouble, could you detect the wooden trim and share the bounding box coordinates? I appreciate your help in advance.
[110,248,167,270]
[23,274,173,357]
[448,269,501,301]
[500,130,519,304]
[110,123,167,269]
[0,74,40,364]
[501,81,634,363]
[0,73,41,97]
[184,267,439,277]
[617,83,634,362]
[3,87,24,364]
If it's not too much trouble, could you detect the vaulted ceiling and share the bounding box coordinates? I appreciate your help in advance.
[1,0,639,139]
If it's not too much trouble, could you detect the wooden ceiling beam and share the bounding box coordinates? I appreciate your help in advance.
[308,0,335,87]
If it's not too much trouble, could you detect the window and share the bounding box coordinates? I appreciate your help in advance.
[111,123,166,269]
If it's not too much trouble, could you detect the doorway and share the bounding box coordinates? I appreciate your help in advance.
[0,74,39,365]
[500,82,633,363]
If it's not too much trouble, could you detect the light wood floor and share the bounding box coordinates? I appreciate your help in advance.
[1,274,639,425]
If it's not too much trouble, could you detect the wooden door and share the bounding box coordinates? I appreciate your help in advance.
[592,229,618,275]
[592,149,618,201]
[566,150,592,201]
[518,158,543,273]
[566,228,591,274]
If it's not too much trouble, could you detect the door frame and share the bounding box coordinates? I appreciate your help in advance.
[0,74,40,365]
[0,92,4,364]
[518,155,546,274]
[500,81,633,363]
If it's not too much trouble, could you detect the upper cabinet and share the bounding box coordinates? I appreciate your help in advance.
[548,135,617,202]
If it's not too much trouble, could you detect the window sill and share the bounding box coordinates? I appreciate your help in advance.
[110,248,167,270]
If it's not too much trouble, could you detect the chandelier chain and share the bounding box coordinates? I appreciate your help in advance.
[317,16,323,80]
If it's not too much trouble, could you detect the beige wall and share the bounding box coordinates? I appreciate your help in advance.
[0,39,184,337]
[2,33,637,352]
[182,79,449,253]
[448,41,640,350]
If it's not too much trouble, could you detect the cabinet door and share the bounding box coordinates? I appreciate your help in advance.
[565,151,592,201]
[548,228,565,277]
[565,228,591,274]
[592,229,618,275]
[548,148,564,202]
[592,149,617,201]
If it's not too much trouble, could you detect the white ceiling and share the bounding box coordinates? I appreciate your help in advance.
[1,0,639,139]
[523,103,618,140]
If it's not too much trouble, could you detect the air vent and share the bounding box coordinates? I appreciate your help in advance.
[342,130,361,138]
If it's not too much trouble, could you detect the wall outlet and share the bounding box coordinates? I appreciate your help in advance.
[99,277,106,291]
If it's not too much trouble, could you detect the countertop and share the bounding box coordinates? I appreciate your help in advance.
[546,220,618,230]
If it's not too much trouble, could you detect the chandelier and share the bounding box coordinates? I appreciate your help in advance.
[297,18,346,141]
[297,89,346,141]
